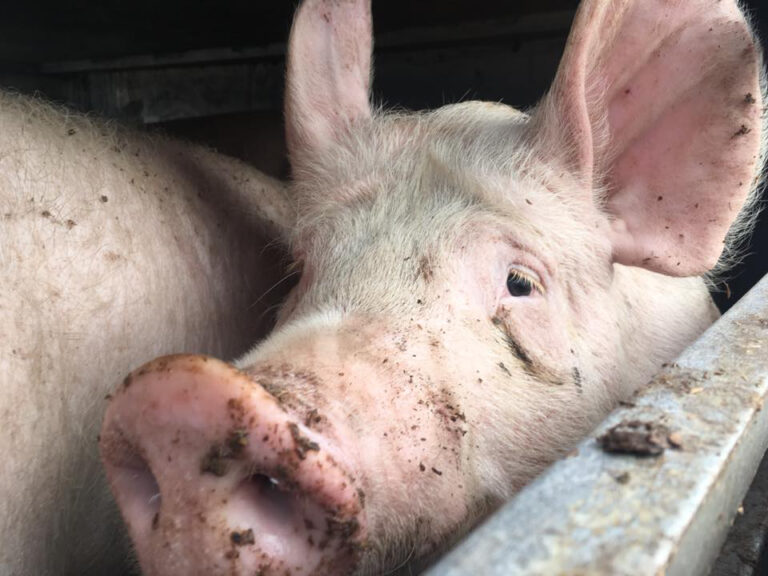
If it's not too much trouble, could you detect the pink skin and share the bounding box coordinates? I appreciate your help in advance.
[101,355,366,576]
[100,0,764,573]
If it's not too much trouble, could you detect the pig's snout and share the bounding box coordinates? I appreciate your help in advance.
[100,355,366,576]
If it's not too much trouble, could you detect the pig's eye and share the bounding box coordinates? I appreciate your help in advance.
[506,268,542,297]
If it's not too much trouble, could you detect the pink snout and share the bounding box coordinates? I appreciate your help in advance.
[100,355,366,576]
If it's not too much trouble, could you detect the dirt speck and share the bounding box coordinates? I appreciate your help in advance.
[226,396,244,412]
[667,431,684,449]
[572,367,582,391]
[732,124,751,138]
[597,420,670,456]
[304,408,325,428]
[230,528,255,546]
[327,517,361,540]
[614,471,631,484]
[288,423,319,460]
[418,255,434,282]
[225,428,249,457]
[100,195,109,203]
[744,93,756,104]
[201,445,231,476]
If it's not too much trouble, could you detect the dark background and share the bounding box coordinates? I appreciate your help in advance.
[0,0,764,310]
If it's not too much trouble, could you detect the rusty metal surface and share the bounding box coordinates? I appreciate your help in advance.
[427,274,768,576]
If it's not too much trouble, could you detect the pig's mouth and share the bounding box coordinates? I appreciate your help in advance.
[100,355,368,576]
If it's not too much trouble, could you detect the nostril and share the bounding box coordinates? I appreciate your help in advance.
[231,473,308,532]
[115,459,162,530]
[249,473,283,493]
[226,472,332,560]
[101,431,162,534]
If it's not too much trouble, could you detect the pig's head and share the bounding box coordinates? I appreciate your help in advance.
[100,0,766,574]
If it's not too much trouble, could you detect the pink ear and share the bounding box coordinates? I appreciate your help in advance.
[534,0,764,276]
[285,0,373,167]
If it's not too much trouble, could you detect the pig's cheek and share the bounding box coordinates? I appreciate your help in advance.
[352,380,472,536]
[495,300,574,382]
[525,305,571,365]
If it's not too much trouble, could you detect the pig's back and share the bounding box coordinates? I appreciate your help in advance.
[0,90,285,576]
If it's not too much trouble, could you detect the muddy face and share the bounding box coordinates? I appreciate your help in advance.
[236,162,619,570]
[100,0,764,573]
[98,160,626,574]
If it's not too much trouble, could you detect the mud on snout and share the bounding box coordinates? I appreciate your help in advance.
[99,354,368,576]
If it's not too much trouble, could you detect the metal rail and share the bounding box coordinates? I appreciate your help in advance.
[427,274,768,576]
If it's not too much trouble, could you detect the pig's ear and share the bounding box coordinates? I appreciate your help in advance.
[285,0,373,167]
[532,0,764,276]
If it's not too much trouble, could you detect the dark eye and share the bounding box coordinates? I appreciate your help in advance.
[506,270,537,297]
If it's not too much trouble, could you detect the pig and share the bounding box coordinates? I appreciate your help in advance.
[2,0,764,575]
[97,0,767,574]
[0,95,292,575]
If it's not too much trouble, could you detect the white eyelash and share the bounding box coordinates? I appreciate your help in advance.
[508,266,544,294]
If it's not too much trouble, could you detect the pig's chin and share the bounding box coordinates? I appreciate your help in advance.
[100,355,370,576]
[351,499,496,576]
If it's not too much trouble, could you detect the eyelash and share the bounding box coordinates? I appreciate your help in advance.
[506,267,544,297]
